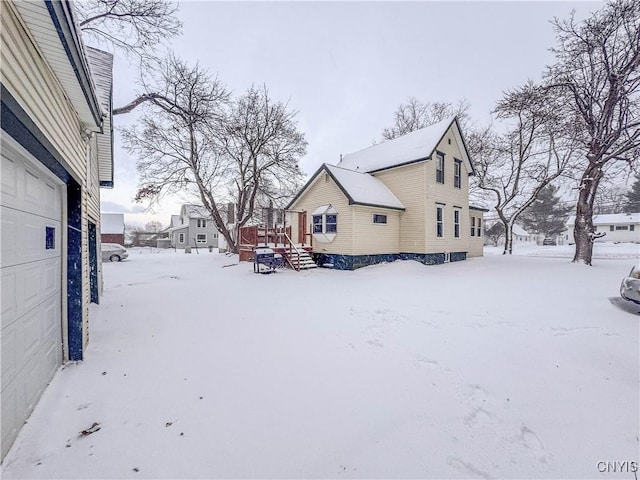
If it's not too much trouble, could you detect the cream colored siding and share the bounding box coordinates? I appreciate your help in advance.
[2,2,101,352]
[86,136,100,219]
[373,162,425,253]
[1,2,86,182]
[289,172,353,255]
[424,125,471,254]
[351,206,401,255]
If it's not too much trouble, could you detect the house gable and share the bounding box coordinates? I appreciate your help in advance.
[338,117,474,176]
[287,164,404,212]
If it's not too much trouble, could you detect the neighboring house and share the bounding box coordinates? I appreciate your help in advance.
[100,213,125,245]
[487,223,534,246]
[565,213,640,243]
[286,117,487,269]
[169,205,220,249]
[1,0,113,460]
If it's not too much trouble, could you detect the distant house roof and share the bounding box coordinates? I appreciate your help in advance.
[100,213,124,234]
[181,204,212,219]
[567,213,640,226]
[337,117,474,175]
[512,224,529,236]
[287,164,405,211]
[170,215,181,228]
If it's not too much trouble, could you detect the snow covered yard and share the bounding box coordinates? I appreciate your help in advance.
[2,245,638,479]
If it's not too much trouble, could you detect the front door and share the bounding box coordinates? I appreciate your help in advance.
[298,211,307,245]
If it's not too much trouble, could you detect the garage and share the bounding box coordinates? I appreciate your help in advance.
[1,133,64,459]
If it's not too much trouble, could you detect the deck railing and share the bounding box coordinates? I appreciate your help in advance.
[283,231,303,271]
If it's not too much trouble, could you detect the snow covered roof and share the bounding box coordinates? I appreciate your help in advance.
[567,213,640,226]
[325,164,405,210]
[181,204,211,219]
[170,215,181,228]
[337,117,473,174]
[512,224,529,236]
[312,204,338,216]
[100,213,124,234]
[287,164,405,211]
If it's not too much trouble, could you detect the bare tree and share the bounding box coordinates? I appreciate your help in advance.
[75,0,182,61]
[213,85,307,240]
[546,0,640,265]
[121,56,307,253]
[381,98,471,141]
[475,83,577,254]
[144,220,164,232]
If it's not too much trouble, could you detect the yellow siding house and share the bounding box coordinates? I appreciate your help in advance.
[287,117,487,269]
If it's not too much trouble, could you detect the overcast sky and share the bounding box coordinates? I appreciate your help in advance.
[100,1,602,227]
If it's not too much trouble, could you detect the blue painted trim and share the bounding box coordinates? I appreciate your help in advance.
[67,183,84,361]
[1,84,85,361]
[88,222,99,304]
[1,85,73,183]
[313,252,468,270]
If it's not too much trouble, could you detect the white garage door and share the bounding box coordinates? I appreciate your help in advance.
[1,133,63,459]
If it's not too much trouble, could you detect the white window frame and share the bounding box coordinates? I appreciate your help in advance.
[436,152,445,184]
[454,210,460,238]
[312,205,338,242]
[197,219,206,228]
[196,233,207,243]
[178,233,185,244]
[476,218,481,237]
[471,216,476,237]
[454,159,462,188]
[436,206,444,238]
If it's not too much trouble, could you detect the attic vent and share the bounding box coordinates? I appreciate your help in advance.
[324,172,329,182]
[448,138,451,145]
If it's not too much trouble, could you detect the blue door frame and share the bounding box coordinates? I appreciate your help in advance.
[2,84,86,361]
[88,222,99,304]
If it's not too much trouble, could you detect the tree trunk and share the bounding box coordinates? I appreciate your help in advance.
[572,161,604,266]
[503,222,513,255]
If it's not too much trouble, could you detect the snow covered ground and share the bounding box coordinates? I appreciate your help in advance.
[2,243,639,479]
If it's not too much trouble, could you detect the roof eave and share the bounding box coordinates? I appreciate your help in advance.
[349,200,405,211]
[44,0,103,129]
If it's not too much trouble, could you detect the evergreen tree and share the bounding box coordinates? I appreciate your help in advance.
[624,173,640,213]
[520,184,573,237]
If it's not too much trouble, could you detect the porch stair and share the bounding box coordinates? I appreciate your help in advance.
[283,249,317,271]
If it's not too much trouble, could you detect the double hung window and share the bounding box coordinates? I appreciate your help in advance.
[436,152,445,184]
